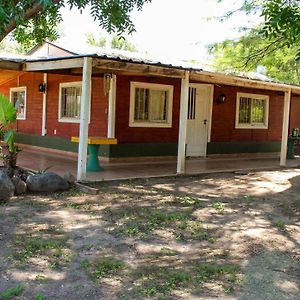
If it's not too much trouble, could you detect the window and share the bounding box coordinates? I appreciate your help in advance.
[59,82,82,122]
[129,82,173,127]
[236,93,269,129]
[10,87,26,120]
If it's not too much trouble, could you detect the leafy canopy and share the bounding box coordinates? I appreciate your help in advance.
[86,32,137,52]
[209,27,300,84]
[211,1,300,84]
[0,0,151,50]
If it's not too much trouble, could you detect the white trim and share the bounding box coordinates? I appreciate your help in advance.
[280,89,291,166]
[189,83,214,143]
[58,81,90,123]
[129,81,173,128]
[177,71,189,173]
[10,86,27,120]
[77,57,92,181]
[107,74,117,138]
[235,92,269,129]
[41,73,47,136]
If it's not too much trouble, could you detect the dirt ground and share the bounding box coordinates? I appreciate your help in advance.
[0,168,300,300]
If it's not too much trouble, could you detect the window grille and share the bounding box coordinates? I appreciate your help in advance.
[188,87,196,120]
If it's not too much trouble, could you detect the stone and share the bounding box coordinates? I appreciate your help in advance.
[11,176,27,195]
[26,172,69,193]
[0,170,15,201]
[63,172,76,184]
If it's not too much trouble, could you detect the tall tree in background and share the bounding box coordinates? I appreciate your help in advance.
[211,0,300,83]
[86,32,137,52]
[209,28,300,84]
[0,0,151,50]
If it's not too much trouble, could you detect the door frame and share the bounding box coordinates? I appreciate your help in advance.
[187,83,214,156]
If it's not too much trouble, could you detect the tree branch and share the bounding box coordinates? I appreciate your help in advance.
[1,0,62,42]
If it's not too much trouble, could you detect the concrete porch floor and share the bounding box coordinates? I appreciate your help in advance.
[14,148,300,182]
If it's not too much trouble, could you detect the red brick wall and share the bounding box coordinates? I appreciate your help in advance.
[0,73,44,135]
[115,75,181,143]
[0,71,295,146]
[0,73,108,139]
[46,74,107,138]
[290,95,300,131]
[211,85,284,142]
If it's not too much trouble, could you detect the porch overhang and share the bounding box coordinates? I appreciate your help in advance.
[19,55,300,95]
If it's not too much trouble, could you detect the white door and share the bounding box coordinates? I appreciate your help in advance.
[186,84,212,157]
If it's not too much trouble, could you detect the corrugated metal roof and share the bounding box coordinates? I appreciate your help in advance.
[0,41,296,88]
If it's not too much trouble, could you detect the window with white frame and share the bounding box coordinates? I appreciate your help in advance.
[59,82,82,122]
[129,82,173,127]
[10,87,26,120]
[236,93,269,129]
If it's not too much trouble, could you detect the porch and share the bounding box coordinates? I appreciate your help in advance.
[15,148,300,182]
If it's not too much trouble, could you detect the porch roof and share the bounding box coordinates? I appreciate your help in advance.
[0,51,300,94]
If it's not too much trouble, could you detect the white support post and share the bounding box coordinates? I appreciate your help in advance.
[77,57,92,181]
[41,73,47,136]
[107,74,117,138]
[280,89,291,166]
[177,71,190,174]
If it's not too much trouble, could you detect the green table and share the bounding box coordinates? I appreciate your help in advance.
[71,136,117,172]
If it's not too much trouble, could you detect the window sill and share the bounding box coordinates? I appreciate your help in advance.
[129,121,172,128]
[59,118,81,124]
[235,125,268,130]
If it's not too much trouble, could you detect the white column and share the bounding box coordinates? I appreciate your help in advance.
[77,57,92,181]
[280,89,291,166]
[107,74,117,138]
[41,73,47,136]
[177,71,189,174]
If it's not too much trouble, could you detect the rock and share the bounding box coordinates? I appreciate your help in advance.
[0,170,15,201]
[26,172,69,193]
[63,172,76,184]
[11,176,27,195]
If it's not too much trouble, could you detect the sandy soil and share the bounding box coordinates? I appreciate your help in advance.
[0,168,299,299]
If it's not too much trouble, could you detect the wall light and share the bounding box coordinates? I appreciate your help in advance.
[38,83,46,93]
[217,93,226,104]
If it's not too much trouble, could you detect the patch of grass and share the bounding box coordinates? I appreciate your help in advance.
[80,258,90,269]
[243,195,256,201]
[136,268,192,298]
[275,220,286,230]
[104,207,190,239]
[88,257,125,280]
[13,235,71,268]
[36,291,45,300]
[172,196,206,207]
[160,247,177,256]
[0,284,25,300]
[212,202,225,212]
[35,275,49,283]
[129,262,240,298]
[176,220,213,242]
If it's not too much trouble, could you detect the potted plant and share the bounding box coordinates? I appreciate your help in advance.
[0,93,20,168]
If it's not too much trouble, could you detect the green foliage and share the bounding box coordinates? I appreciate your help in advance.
[0,0,151,49]
[209,27,300,84]
[89,257,125,279]
[0,94,19,159]
[86,32,137,52]
[0,284,25,300]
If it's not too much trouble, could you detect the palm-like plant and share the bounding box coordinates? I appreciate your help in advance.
[0,93,20,167]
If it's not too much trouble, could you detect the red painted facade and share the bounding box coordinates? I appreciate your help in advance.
[0,71,298,151]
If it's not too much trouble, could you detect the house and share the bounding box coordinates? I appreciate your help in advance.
[0,42,299,181]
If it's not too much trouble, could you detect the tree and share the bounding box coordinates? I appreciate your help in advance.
[0,0,151,50]
[220,0,300,58]
[210,0,300,83]
[86,32,137,52]
[209,28,300,84]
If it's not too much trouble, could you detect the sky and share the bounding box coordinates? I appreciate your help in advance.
[58,0,261,63]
